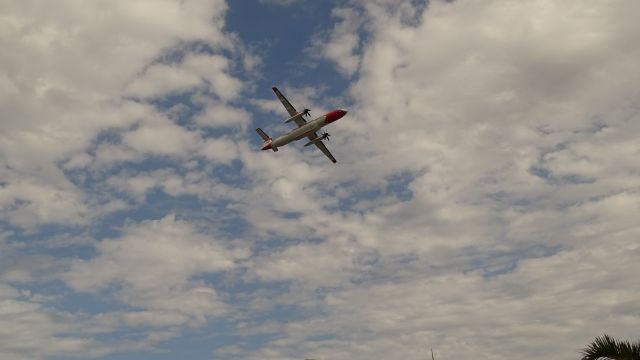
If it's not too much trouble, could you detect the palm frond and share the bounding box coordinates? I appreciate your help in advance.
[581,334,640,360]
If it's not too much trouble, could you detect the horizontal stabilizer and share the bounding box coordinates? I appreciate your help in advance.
[256,128,270,141]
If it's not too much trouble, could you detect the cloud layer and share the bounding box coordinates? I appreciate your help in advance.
[1,0,250,358]
[238,0,640,359]
[1,0,639,359]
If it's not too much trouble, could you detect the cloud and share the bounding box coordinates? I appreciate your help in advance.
[3,0,640,358]
[66,215,248,327]
[230,0,640,358]
[195,102,252,129]
[0,293,102,360]
[125,53,245,101]
[0,0,254,358]
[258,0,303,6]
[256,235,639,360]
[200,137,241,163]
[0,0,244,230]
[122,117,203,156]
[124,63,204,98]
[309,7,365,77]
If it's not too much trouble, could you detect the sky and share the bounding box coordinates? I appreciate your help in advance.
[1,0,639,359]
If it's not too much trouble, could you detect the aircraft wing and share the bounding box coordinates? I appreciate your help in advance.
[308,132,337,163]
[272,86,307,127]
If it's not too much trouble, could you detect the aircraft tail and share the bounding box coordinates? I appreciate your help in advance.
[256,128,278,152]
[256,128,270,141]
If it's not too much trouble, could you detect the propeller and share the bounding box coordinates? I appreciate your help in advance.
[302,108,311,117]
[321,132,331,141]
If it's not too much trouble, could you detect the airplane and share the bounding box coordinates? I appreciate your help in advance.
[256,87,348,163]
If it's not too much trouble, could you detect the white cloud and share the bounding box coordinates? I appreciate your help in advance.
[184,54,245,101]
[258,0,303,6]
[0,181,84,230]
[66,216,248,327]
[122,117,203,157]
[0,1,255,357]
[125,63,204,98]
[232,0,640,358]
[0,294,103,360]
[125,53,245,101]
[93,143,145,168]
[195,102,252,129]
[3,0,640,358]
[310,7,364,77]
[0,0,245,229]
[200,137,240,163]
[260,235,639,360]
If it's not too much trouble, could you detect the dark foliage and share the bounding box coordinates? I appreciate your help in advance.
[581,334,640,360]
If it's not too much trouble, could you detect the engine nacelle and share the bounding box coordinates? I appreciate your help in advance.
[284,112,304,124]
[304,133,329,147]
[284,109,310,124]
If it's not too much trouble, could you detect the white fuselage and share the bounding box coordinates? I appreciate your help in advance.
[271,115,327,149]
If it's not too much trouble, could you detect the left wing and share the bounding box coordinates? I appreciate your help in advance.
[272,86,307,127]
[307,132,337,163]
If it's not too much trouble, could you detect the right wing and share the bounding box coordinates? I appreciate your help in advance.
[307,132,337,163]
[272,86,307,128]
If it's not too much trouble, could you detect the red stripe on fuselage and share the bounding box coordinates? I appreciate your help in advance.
[261,139,273,150]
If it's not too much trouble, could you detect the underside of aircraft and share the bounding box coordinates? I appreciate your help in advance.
[255,87,348,163]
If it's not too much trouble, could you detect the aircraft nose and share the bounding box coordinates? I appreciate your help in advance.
[342,109,348,116]
[324,109,348,124]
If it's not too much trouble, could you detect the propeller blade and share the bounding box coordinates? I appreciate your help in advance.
[302,108,311,117]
